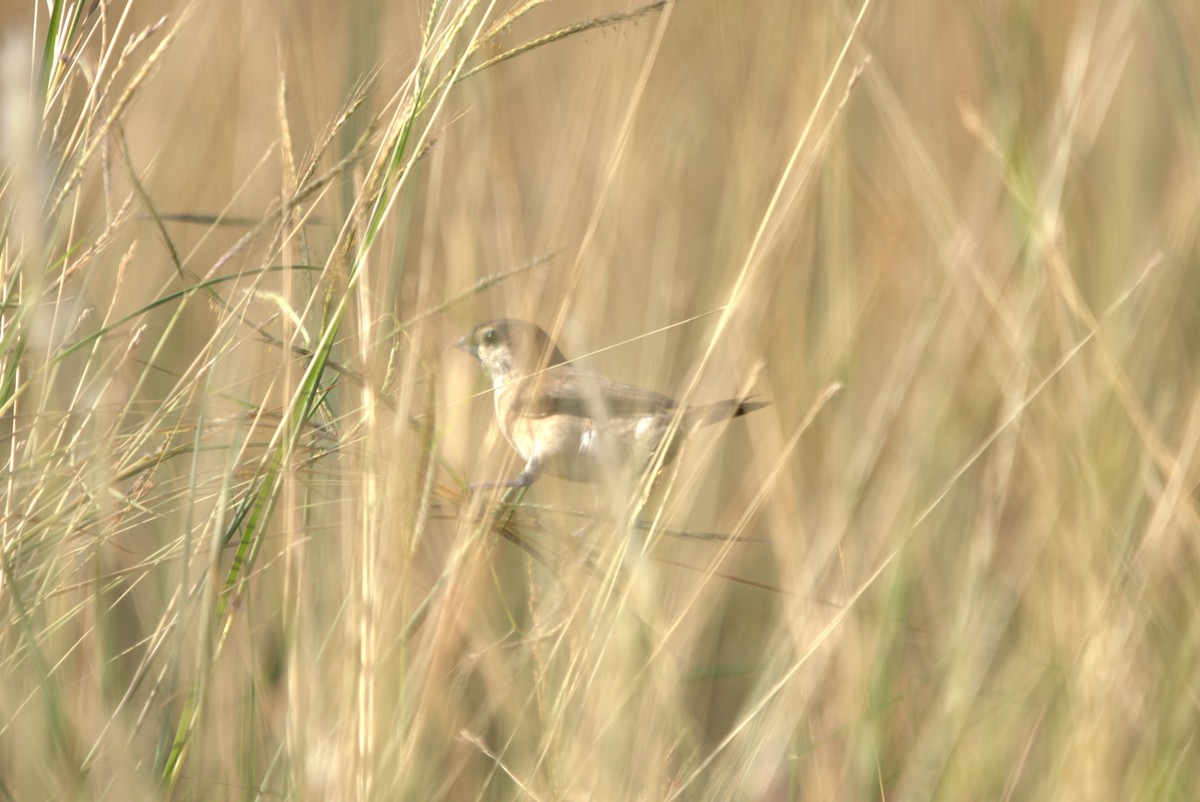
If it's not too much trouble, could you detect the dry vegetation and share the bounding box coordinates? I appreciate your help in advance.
[2,0,1199,799]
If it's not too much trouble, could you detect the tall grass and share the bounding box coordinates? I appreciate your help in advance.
[1,0,1198,798]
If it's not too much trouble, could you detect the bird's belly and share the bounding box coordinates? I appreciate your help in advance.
[511,414,669,483]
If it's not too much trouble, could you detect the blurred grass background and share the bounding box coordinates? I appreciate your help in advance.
[2,0,1199,798]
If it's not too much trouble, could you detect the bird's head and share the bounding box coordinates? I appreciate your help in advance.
[454,319,568,386]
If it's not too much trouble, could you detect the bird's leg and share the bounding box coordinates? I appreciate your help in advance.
[470,472,535,490]
[469,458,542,491]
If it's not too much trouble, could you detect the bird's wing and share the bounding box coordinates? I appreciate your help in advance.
[518,368,677,419]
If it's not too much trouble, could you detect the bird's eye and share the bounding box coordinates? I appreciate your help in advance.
[482,329,497,344]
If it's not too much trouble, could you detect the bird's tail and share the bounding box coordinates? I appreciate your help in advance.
[682,397,769,429]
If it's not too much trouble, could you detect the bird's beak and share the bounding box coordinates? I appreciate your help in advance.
[453,333,477,359]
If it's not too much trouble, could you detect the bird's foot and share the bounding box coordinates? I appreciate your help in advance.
[468,470,537,491]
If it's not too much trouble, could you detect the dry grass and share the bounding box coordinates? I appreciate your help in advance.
[1,0,1198,799]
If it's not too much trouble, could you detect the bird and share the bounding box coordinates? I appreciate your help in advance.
[454,319,767,490]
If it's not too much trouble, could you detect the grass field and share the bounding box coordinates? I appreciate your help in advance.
[2,0,1199,798]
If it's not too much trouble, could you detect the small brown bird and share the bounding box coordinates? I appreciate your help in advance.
[454,319,766,489]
